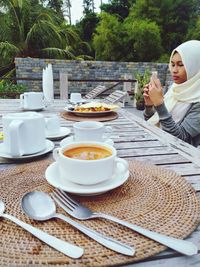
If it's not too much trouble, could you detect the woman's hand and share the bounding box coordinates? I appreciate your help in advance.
[143,84,153,106]
[148,77,164,106]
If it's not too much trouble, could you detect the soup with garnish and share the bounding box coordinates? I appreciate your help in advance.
[63,146,112,160]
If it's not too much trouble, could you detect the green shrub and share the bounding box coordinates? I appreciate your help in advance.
[0,81,27,98]
[134,69,151,110]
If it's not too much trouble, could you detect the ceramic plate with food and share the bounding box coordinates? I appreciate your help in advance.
[65,102,119,117]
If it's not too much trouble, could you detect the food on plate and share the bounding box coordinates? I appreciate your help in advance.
[73,102,119,112]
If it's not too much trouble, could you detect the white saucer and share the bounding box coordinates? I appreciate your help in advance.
[46,127,71,140]
[0,140,54,160]
[21,106,45,111]
[60,136,114,147]
[45,162,129,196]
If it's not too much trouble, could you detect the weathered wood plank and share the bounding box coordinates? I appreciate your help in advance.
[113,131,154,137]
[117,147,176,157]
[125,154,190,164]
[115,141,166,149]
[184,174,200,183]
[162,163,200,176]
[114,137,157,142]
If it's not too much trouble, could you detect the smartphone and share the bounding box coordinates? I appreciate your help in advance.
[151,71,158,80]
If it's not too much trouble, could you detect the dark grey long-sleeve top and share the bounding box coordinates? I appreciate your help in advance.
[143,102,200,147]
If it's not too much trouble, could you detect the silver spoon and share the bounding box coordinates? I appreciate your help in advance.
[0,199,83,258]
[21,191,135,256]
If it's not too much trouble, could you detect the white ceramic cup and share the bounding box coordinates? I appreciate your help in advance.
[20,92,44,110]
[45,115,60,136]
[70,93,82,104]
[73,121,112,142]
[53,141,128,185]
[2,112,46,156]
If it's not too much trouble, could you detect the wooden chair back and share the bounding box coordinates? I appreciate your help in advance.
[84,85,107,99]
[104,90,128,106]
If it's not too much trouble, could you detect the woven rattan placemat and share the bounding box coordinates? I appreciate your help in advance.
[60,111,118,122]
[0,159,200,266]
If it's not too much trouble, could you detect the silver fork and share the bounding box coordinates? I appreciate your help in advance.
[50,191,135,256]
[51,189,198,256]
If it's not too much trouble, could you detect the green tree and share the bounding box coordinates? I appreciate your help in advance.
[130,0,199,52]
[186,18,200,40]
[93,12,126,60]
[75,12,99,58]
[101,0,135,20]
[74,1,100,58]
[78,12,99,42]
[124,19,163,61]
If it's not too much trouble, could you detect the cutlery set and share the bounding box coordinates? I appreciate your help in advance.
[0,189,198,259]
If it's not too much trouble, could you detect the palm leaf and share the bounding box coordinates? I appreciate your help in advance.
[0,12,12,42]
[59,23,81,44]
[26,19,63,48]
[0,41,19,60]
[5,0,25,42]
[75,54,93,60]
[41,47,76,59]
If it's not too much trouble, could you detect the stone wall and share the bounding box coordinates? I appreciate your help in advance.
[15,57,169,96]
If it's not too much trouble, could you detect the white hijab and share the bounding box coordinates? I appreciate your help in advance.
[148,40,200,125]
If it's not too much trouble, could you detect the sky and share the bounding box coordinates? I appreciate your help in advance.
[70,0,109,24]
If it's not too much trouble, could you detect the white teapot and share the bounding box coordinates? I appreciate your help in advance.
[2,112,46,156]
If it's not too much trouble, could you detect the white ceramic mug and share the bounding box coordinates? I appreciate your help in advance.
[53,141,128,185]
[45,115,60,136]
[73,121,112,142]
[2,112,46,156]
[20,92,44,110]
[70,93,82,104]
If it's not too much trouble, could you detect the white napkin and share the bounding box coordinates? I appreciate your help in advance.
[42,64,54,103]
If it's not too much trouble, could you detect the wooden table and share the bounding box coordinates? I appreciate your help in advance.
[0,99,200,267]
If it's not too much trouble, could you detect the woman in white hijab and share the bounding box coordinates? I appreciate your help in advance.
[143,40,200,147]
